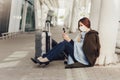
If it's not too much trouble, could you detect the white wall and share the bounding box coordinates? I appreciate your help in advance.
[8,0,23,32]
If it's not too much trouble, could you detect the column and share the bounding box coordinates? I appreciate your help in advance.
[8,0,23,32]
[97,0,120,65]
[66,0,74,29]
[21,1,28,32]
[41,3,49,30]
[53,8,58,26]
[69,0,80,32]
[89,0,102,31]
[39,1,43,30]
[34,0,39,30]
[63,0,73,29]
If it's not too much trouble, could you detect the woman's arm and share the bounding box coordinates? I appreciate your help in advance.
[62,33,71,42]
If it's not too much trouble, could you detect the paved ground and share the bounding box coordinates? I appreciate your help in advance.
[0,26,120,80]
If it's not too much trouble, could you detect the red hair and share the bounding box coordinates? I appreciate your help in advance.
[78,17,91,28]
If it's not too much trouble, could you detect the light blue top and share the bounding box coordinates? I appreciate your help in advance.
[67,32,89,65]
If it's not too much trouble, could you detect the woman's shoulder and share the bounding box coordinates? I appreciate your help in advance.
[87,30,99,35]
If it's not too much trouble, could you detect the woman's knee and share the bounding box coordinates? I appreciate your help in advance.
[61,40,73,48]
[61,40,69,44]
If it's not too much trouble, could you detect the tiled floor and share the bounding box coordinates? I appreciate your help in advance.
[0,26,120,80]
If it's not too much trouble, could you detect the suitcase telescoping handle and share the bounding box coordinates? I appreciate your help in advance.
[45,21,51,33]
[45,21,51,36]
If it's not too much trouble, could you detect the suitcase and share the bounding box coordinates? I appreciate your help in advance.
[31,21,65,63]
[31,21,52,61]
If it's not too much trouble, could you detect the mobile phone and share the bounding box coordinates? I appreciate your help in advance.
[63,28,66,33]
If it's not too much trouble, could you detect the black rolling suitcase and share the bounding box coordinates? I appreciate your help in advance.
[31,21,52,62]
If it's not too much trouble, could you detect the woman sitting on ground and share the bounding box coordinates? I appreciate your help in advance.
[32,17,100,68]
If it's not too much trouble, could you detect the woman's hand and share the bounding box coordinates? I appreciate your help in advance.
[62,33,71,42]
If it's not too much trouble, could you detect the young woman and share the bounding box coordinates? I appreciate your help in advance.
[31,17,100,68]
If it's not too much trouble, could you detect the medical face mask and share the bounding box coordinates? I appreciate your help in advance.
[79,26,87,32]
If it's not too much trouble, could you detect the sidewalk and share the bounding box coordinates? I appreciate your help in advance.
[0,26,120,80]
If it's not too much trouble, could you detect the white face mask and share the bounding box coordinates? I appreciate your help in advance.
[79,26,87,32]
